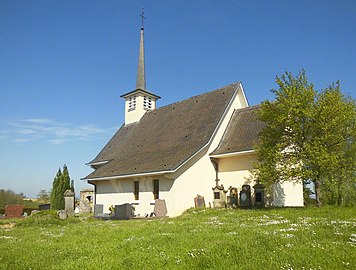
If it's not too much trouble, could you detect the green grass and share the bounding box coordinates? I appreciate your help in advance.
[0,207,355,269]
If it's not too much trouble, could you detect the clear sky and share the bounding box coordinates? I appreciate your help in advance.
[1,0,355,198]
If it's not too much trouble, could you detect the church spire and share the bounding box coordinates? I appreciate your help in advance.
[136,9,146,90]
[121,9,160,125]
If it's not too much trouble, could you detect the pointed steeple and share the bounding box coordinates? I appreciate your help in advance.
[136,10,146,90]
[120,9,160,125]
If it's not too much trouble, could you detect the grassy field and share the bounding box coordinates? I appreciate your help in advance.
[0,207,355,270]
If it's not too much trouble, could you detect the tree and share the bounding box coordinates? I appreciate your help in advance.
[253,70,356,206]
[50,164,72,210]
[37,190,51,203]
[0,189,26,208]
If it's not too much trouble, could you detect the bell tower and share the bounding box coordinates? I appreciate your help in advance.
[121,9,160,125]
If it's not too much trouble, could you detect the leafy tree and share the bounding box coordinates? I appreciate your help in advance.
[0,189,25,207]
[253,70,356,206]
[37,189,51,203]
[50,165,72,210]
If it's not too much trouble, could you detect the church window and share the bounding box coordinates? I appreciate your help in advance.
[134,181,139,200]
[143,96,152,110]
[153,179,159,199]
[128,96,136,111]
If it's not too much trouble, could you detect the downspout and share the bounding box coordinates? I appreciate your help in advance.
[88,180,97,208]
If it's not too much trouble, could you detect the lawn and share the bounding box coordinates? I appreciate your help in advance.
[0,207,355,269]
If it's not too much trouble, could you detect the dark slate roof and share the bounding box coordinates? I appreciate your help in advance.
[84,83,240,180]
[210,105,264,155]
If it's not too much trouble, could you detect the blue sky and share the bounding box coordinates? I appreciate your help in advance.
[1,0,355,198]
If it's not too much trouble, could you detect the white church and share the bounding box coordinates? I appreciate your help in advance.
[83,21,304,217]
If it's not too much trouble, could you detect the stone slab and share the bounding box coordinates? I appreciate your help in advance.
[154,199,167,217]
[194,195,206,208]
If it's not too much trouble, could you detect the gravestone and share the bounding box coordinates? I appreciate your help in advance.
[154,199,167,217]
[212,185,227,208]
[227,187,238,208]
[64,189,75,215]
[79,188,94,214]
[57,210,67,220]
[194,195,206,208]
[239,185,252,208]
[94,204,104,217]
[114,203,133,220]
[253,183,265,207]
[4,205,24,219]
[39,204,50,211]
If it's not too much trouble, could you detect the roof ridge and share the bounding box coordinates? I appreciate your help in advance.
[147,81,241,113]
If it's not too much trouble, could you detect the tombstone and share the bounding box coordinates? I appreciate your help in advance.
[4,205,24,219]
[212,185,227,208]
[254,183,265,207]
[114,203,134,220]
[94,204,104,217]
[64,189,75,215]
[79,188,94,214]
[194,195,206,208]
[227,187,238,208]
[57,210,67,220]
[39,204,51,211]
[239,185,252,208]
[154,199,167,217]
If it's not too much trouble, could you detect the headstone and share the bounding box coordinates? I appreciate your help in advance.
[79,188,94,214]
[239,185,252,208]
[57,210,67,220]
[39,204,51,211]
[114,203,133,220]
[227,187,238,208]
[64,189,75,215]
[253,183,265,207]
[4,205,24,219]
[153,199,167,217]
[94,204,104,217]
[194,195,206,208]
[212,185,227,208]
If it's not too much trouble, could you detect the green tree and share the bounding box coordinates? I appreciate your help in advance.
[37,189,51,203]
[253,70,356,206]
[50,164,72,210]
[0,189,25,208]
[51,168,62,209]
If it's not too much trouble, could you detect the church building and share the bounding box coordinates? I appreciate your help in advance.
[83,20,304,217]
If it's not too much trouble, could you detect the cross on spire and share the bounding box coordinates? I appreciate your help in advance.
[140,8,145,29]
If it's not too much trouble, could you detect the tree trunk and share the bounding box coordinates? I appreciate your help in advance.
[315,180,322,207]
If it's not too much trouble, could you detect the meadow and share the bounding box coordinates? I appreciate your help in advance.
[0,207,355,270]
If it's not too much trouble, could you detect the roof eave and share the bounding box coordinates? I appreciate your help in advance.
[120,88,161,99]
[82,169,174,182]
[210,149,255,158]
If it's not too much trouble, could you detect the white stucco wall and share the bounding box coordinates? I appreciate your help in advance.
[93,176,174,216]
[216,154,304,207]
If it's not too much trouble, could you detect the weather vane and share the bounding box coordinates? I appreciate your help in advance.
[140,8,146,28]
